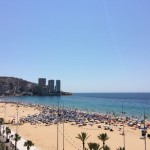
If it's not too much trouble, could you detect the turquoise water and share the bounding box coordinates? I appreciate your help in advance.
[2,93,150,118]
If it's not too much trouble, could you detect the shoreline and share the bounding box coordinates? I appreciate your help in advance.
[2,94,150,119]
[0,97,149,121]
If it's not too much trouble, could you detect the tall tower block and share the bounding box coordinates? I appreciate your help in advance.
[38,78,46,87]
[48,80,55,93]
[56,80,61,93]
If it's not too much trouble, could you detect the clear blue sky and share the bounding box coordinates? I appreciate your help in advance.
[0,0,150,92]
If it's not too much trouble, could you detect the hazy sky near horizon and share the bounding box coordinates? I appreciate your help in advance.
[0,0,150,92]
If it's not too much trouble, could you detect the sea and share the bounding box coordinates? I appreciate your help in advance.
[1,93,150,119]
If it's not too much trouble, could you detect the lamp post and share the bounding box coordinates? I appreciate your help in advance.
[63,101,64,150]
[57,100,59,150]
[144,110,146,150]
[122,102,125,150]
[4,103,6,123]
[16,100,19,134]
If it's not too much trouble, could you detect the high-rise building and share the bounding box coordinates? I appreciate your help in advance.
[38,78,46,87]
[56,80,61,93]
[48,80,54,93]
[41,87,49,96]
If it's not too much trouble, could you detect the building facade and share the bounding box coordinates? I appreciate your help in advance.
[48,80,55,93]
[41,87,49,96]
[38,78,46,87]
[56,80,61,93]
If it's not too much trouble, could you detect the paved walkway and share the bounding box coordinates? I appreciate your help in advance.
[1,125,40,150]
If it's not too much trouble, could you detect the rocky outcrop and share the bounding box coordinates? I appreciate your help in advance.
[0,76,36,95]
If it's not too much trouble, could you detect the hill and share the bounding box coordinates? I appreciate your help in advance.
[0,76,36,95]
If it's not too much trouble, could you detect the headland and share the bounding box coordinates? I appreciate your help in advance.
[0,76,72,97]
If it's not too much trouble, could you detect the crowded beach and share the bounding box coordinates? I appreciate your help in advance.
[0,100,150,150]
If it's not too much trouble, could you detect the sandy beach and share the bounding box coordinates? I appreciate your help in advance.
[0,102,150,150]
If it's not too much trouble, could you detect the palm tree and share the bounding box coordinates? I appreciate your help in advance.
[97,133,109,149]
[116,147,125,150]
[6,127,11,140]
[24,140,34,150]
[93,143,101,150]
[76,132,90,150]
[0,142,5,150]
[0,118,4,136]
[103,145,111,150]
[88,142,101,150]
[88,142,93,150]
[13,133,21,150]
